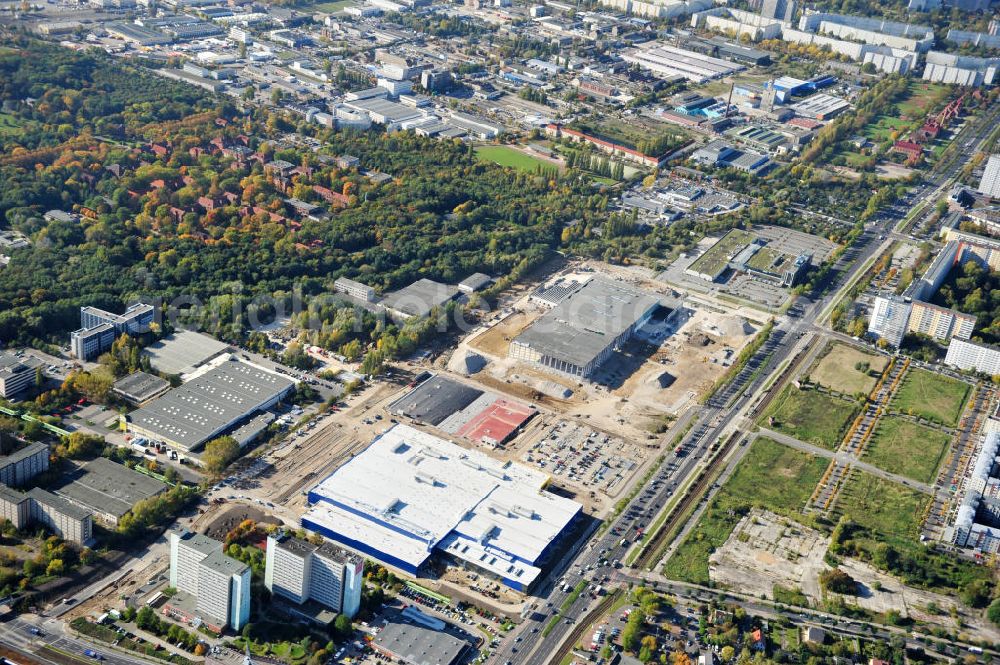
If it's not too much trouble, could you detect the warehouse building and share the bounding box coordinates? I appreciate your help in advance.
[112,372,171,406]
[264,532,364,620]
[303,424,581,591]
[621,43,743,83]
[372,622,469,665]
[53,458,167,527]
[789,93,851,120]
[381,279,460,319]
[125,359,295,452]
[509,277,663,379]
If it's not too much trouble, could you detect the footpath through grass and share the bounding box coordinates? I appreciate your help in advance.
[891,368,970,427]
[662,437,828,584]
[862,417,951,484]
[760,385,860,450]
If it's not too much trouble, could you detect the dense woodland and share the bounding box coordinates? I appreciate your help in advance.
[0,37,799,357]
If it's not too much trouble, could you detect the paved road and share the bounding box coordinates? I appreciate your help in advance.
[0,616,150,665]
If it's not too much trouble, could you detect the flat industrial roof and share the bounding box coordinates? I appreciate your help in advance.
[142,330,230,376]
[0,351,43,378]
[374,622,468,665]
[113,371,171,404]
[513,276,663,369]
[127,359,294,451]
[54,458,167,519]
[305,424,580,583]
[382,279,459,318]
[388,375,483,425]
[200,549,250,577]
[174,530,222,557]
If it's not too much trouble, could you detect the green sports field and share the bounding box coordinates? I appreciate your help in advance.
[475,145,555,173]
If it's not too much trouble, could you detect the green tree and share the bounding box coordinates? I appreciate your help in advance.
[202,436,240,476]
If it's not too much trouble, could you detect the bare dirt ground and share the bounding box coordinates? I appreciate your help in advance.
[710,510,1000,643]
[468,310,541,359]
[454,262,758,446]
[710,509,829,602]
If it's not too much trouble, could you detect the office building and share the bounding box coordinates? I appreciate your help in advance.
[945,338,1000,376]
[0,441,49,488]
[126,359,294,452]
[264,533,364,619]
[509,277,663,379]
[867,295,912,347]
[334,277,377,303]
[71,303,155,360]
[760,0,794,22]
[906,301,976,342]
[0,485,31,529]
[167,531,251,632]
[303,424,581,591]
[26,488,94,545]
[979,155,1000,199]
[0,352,43,399]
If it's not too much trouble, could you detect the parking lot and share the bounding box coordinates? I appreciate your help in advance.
[520,421,643,497]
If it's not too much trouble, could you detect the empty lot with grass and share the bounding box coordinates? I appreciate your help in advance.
[662,437,828,584]
[863,417,951,484]
[892,368,970,427]
[760,385,860,450]
[810,344,888,395]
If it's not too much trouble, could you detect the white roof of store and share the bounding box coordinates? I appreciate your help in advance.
[305,424,580,578]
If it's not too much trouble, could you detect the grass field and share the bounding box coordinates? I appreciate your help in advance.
[308,0,355,11]
[0,112,24,137]
[475,145,555,173]
[831,469,993,591]
[892,368,971,427]
[810,344,888,395]
[863,417,951,484]
[760,386,860,450]
[662,437,828,584]
[896,81,950,118]
[832,471,927,543]
[862,115,910,142]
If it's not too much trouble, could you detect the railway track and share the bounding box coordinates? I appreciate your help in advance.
[630,433,740,570]
[544,591,621,665]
